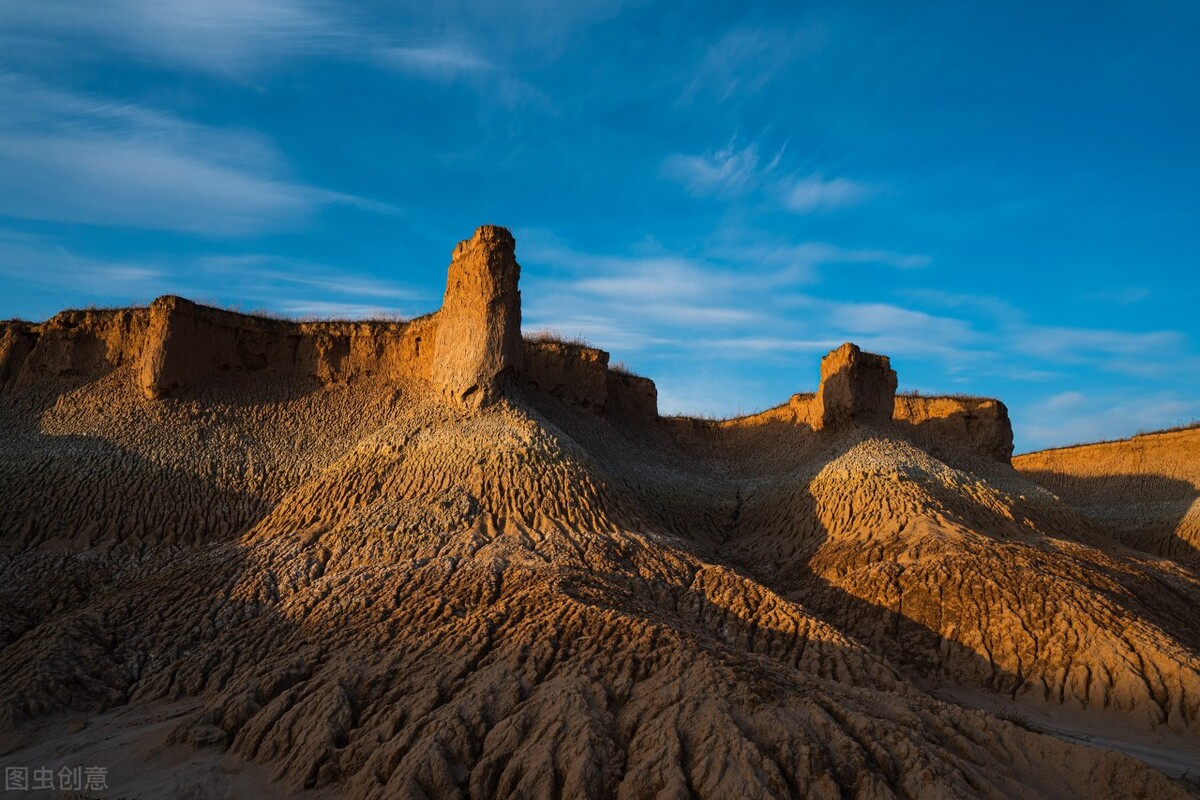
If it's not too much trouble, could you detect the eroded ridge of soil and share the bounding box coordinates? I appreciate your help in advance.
[1,228,1198,798]
[1,365,1198,799]
[1015,428,1200,563]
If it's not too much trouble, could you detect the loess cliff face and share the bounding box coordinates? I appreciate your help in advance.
[1,226,1198,799]
[1015,429,1200,562]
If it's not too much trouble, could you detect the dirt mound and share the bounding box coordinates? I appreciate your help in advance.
[1,227,1197,798]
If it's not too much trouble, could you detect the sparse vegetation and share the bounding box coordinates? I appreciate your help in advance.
[524,329,592,347]
[1181,768,1200,790]
[1024,419,1200,455]
[292,311,409,324]
[1137,420,1200,437]
[81,302,148,312]
[662,410,726,422]
[220,303,291,322]
[608,360,645,378]
[994,709,1041,733]
[898,389,989,401]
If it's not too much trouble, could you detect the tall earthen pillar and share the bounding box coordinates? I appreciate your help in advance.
[433,225,523,407]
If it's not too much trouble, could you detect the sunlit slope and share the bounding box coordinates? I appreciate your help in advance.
[711,428,1200,733]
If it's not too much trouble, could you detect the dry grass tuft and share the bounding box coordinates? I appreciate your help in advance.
[524,329,592,347]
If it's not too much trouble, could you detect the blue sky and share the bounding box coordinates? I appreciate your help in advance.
[1,1,1198,451]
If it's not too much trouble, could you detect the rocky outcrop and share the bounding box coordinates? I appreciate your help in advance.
[894,395,1014,463]
[432,225,522,408]
[815,343,897,429]
[1,231,1013,463]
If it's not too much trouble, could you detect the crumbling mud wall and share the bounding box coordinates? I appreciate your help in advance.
[606,371,658,424]
[1015,428,1200,558]
[665,343,1012,462]
[671,344,898,440]
[2,302,437,401]
[138,296,298,399]
[894,395,1014,463]
[519,340,609,411]
[1016,428,1200,497]
[1,227,1011,458]
[3,309,149,390]
[518,339,660,423]
[0,321,40,390]
[683,393,821,432]
[137,296,434,399]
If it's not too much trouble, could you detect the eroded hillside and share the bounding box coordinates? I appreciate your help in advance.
[1,227,1197,799]
[1016,428,1200,563]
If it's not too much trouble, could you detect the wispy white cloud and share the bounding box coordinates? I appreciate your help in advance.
[570,261,735,302]
[683,27,823,103]
[1,0,522,98]
[895,286,1189,377]
[519,237,756,353]
[375,44,492,79]
[0,0,339,75]
[900,288,1018,318]
[707,336,844,354]
[1008,321,1185,367]
[0,75,392,235]
[827,302,973,339]
[660,141,768,197]
[190,255,423,302]
[520,237,740,300]
[519,232,944,365]
[712,241,929,284]
[662,138,872,214]
[783,174,872,213]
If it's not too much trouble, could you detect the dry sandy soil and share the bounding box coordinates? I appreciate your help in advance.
[1,227,1198,799]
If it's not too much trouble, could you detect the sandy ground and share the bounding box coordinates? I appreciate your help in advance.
[934,685,1200,781]
[1,702,306,800]
[4,690,1198,799]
